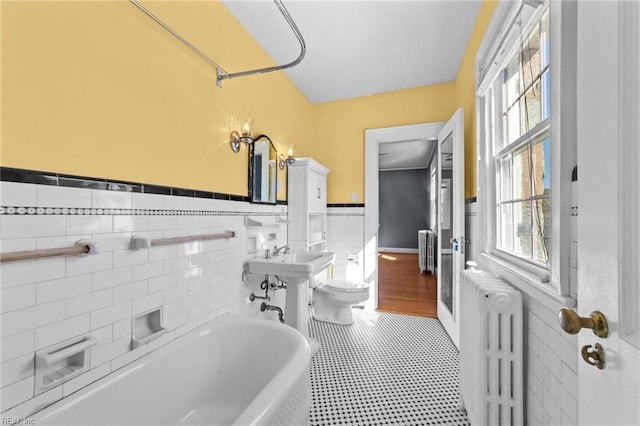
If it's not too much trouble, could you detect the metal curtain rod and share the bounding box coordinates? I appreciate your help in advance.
[129,0,306,88]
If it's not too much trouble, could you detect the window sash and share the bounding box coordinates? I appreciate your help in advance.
[496,117,550,160]
[494,118,550,268]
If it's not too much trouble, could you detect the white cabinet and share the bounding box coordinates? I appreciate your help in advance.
[288,158,329,252]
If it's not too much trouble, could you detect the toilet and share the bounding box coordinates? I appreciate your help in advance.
[311,279,369,325]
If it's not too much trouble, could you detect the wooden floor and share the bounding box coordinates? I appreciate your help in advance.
[377,252,437,318]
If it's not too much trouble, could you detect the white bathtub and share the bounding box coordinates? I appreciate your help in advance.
[33,313,311,425]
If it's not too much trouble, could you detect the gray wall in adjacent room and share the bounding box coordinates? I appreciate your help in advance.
[378,169,429,249]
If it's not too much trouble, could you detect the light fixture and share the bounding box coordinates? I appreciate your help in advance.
[230,120,253,153]
[279,148,296,169]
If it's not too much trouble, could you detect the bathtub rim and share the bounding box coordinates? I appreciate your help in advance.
[30,312,311,425]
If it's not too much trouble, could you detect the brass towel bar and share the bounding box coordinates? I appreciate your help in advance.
[0,231,236,264]
[130,231,236,250]
[0,242,92,264]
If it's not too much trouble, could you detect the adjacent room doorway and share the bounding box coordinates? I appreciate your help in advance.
[364,108,465,348]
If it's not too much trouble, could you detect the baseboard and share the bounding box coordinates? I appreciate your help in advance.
[378,247,419,254]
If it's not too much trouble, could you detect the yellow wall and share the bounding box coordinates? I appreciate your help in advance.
[1,0,310,199]
[1,1,496,203]
[455,1,498,199]
[310,83,457,203]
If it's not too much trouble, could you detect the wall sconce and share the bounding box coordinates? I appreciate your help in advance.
[279,149,296,169]
[230,120,253,153]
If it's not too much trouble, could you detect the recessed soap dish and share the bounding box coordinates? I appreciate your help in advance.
[34,335,98,395]
[131,308,168,349]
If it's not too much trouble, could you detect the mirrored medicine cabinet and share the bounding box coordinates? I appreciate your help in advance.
[249,135,278,205]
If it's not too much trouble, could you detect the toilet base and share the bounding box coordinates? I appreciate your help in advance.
[312,310,354,326]
[312,291,359,325]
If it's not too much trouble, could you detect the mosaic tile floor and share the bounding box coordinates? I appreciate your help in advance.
[308,309,470,426]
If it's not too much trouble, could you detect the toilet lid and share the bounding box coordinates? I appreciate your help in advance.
[324,280,368,293]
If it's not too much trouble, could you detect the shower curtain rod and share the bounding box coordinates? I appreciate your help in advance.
[129,0,306,88]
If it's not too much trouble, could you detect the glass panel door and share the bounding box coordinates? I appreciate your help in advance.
[436,108,464,349]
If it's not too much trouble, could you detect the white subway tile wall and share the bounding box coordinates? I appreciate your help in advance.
[326,208,364,283]
[524,295,578,425]
[1,182,579,424]
[0,182,287,416]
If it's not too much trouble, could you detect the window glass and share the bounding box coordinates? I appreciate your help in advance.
[498,204,514,252]
[541,69,551,120]
[541,9,550,69]
[513,201,532,258]
[504,55,521,108]
[512,145,531,200]
[522,22,541,90]
[506,101,521,144]
[499,155,512,201]
[532,136,551,196]
[522,82,542,134]
[533,199,551,263]
[494,5,551,267]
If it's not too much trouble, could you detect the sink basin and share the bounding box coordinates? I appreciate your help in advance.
[248,251,335,279]
[247,251,335,342]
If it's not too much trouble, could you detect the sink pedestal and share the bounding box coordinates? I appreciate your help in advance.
[283,278,321,355]
[284,278,310,338]
[284,278,309,337]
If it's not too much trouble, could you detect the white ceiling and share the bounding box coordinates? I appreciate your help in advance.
[378,138,436,171]
[223,0,483,104]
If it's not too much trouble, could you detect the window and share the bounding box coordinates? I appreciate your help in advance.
[492,6,551,268]
[477,0,576,296]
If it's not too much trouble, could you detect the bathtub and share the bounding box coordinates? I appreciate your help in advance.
[33,313,311,425]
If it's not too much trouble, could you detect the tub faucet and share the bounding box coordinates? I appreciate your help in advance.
[273,244,290,257]
[260,302,285,323]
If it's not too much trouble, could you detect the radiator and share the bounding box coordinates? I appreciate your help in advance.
[418,231,427,272]
[418,230,436,274]
[460,269,523,426]
[426,231,435,274]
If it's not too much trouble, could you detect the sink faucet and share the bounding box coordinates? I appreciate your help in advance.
[273,244,290,257]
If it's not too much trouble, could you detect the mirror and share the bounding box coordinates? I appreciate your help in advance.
[249,135,278,204]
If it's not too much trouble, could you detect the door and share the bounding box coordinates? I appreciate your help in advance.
[437,107,464,348]
[576,2,639,424]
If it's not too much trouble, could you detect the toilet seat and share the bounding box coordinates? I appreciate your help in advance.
[323,280,368,293]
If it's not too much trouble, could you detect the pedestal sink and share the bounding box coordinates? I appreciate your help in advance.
[247,251,335,341]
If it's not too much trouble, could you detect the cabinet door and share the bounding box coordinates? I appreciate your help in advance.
[318,171,327,209]
[308,170,325,213]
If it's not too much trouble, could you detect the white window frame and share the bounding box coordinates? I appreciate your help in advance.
[475,0,577,305]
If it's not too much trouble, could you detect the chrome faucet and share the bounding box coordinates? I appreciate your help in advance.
[273,244,290,257]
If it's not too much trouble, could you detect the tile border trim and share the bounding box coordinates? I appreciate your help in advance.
[2,168,368,210]
[0,166,261,203]
[327,203,365,208]
[0,206,284,217]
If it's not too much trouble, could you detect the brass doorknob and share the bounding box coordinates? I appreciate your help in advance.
[558,308,609,338]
